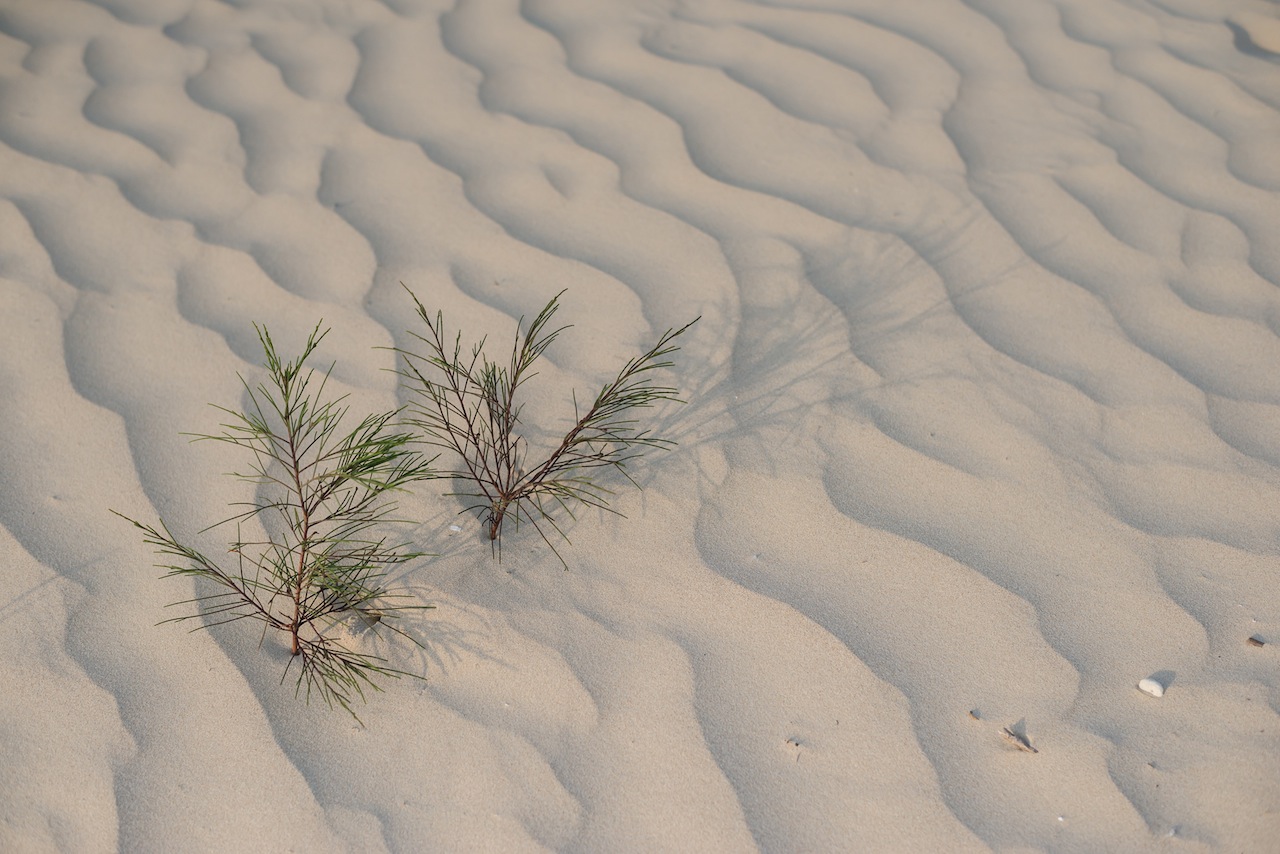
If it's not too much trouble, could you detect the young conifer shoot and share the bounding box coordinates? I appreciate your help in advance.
[397,287,697,564]
[115,323,436,720]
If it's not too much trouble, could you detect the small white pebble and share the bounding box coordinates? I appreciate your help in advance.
[449,524,462,532]
[1138,677,1164,698]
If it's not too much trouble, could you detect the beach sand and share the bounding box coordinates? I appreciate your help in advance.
[1,0,1278,850]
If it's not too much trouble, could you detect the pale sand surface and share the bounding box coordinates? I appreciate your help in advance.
[2,0,1279,851]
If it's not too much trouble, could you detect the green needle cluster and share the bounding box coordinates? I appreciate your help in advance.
[397,287,698,565]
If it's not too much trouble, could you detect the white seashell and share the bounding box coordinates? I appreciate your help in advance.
[1138,677,1164,698]
[449,524,462,532]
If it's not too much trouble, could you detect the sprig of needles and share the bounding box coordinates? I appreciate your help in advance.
[396,287,697,565]
[115,323,436,720]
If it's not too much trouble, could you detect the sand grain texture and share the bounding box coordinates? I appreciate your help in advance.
[1,0,1278,851]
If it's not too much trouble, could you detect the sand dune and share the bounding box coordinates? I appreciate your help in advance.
[1,0,1278,850]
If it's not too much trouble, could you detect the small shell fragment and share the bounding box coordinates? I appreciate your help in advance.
[1001,727,1038,753]
[1138,677,1165,698]
[1247,636,1265,648]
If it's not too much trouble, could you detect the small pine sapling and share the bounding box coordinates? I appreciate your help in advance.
[115,324,436,719]
[397,287,697,563]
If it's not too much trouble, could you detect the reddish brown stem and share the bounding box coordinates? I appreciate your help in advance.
[285,388,310,658]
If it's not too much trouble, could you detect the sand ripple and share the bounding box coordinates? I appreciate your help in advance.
[1,0,1278,850]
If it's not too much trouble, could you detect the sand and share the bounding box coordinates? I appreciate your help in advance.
[1,0,1278,850]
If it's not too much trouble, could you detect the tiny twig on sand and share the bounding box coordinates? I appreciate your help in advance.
[1001,726,1038,753]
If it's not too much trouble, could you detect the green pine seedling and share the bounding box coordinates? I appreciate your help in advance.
[397,286,697,564]
[115,323,437,720]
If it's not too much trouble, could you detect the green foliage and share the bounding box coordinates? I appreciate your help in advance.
[397,287,697,564]
[115,324,436,720]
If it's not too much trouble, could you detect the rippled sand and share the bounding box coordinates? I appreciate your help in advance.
[2,0,1278,850]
